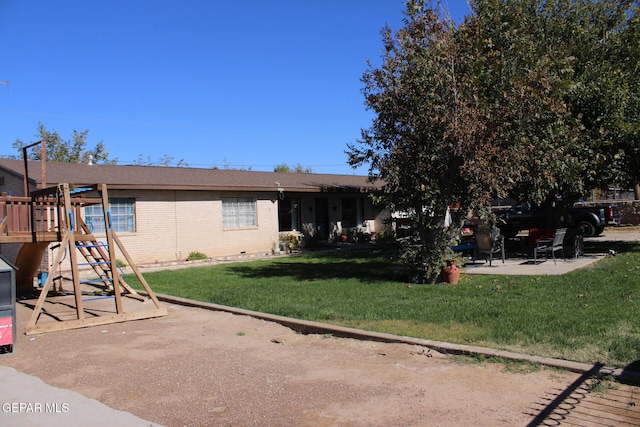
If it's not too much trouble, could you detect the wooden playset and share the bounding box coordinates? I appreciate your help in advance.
[0,173,166,334]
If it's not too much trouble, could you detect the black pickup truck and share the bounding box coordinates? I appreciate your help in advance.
[496,202,620,237]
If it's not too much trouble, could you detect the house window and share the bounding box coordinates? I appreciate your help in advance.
[84,198,136,233]
[341,198,364,229]
[278,198,300,231]
[222,198,257,228]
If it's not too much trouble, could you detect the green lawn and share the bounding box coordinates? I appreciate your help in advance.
[126,239,640,369]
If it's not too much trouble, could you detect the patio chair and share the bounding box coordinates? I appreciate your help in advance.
[533,228,566,265]
[473,226,505,266]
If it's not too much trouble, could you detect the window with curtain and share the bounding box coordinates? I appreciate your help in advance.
[84,198,136,233]
[222,198,257,228]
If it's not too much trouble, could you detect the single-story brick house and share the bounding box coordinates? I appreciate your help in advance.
[0,159,389,268]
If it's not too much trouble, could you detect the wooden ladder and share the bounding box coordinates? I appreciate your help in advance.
[74,238,142,299]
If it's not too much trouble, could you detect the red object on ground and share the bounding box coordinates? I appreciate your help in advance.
[528,227,555,245]
[0,317,13,346]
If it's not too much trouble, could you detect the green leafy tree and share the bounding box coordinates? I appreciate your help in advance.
[347,0,590,282]
[12,123,116,164]
[133,154,188,167]
[551,0,640,198]
[462,0,581,217]
[348,1,481,283]
[456,0,640,210]
[210,158,252,171]
[273,163,313,173]
[350,0,640,282]
[468,0,640,202]
[622,7,640,198]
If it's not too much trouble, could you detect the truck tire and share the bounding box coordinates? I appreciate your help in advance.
[577,220,597,237]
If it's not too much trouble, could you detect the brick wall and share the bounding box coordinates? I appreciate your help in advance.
[111,189,279,265]
[0,183,391,277]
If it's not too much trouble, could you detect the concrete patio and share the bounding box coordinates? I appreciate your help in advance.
[464,229,639,275]
[463,253,606,275]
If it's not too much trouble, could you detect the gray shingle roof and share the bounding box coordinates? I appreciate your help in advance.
[0,159,381,193]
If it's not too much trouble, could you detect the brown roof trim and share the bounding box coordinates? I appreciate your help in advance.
[106,185,375,193]
[0,159,382,194]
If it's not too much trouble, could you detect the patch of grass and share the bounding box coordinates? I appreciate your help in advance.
[341,319,487,344]
[126,242,640,368]
[588,375,617,394]
[451,353,544,374]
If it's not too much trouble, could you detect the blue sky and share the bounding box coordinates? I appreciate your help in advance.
[0,1,470,175]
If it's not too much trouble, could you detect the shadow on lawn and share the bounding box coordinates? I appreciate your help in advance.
[228,238,639,283]
[584,239,640,255]
[226,249,403,283]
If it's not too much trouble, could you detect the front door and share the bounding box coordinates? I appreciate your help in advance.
[315,198,329,240]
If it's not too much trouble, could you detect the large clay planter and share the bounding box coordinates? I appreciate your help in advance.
[442,260,460,285]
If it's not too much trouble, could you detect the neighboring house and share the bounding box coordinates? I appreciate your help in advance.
[0,159,389,269]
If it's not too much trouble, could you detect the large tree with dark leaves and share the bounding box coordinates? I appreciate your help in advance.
[347,0,597,282]
[550,0,640,199]
[467,0,640,204]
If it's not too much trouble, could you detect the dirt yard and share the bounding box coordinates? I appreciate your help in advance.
[2,298,619,427]
[2,228,639,426]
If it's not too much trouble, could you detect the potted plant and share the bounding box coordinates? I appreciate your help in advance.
[441,256,465,285]
[339,229,351,242]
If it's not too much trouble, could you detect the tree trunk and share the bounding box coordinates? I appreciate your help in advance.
[635,184,640,201]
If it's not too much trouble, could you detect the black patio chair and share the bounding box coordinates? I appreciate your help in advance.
[473,226,505,266]
[533,228,567,265]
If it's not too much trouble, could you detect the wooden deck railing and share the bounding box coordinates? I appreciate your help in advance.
[0,193,106,243]
[0,195,61,243]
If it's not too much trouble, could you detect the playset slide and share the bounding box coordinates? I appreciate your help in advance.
[14,242,50,294]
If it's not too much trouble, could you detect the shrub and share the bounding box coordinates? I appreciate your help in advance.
[283,235,299,252]
[186,251,208,261]
[375,230,393,244]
